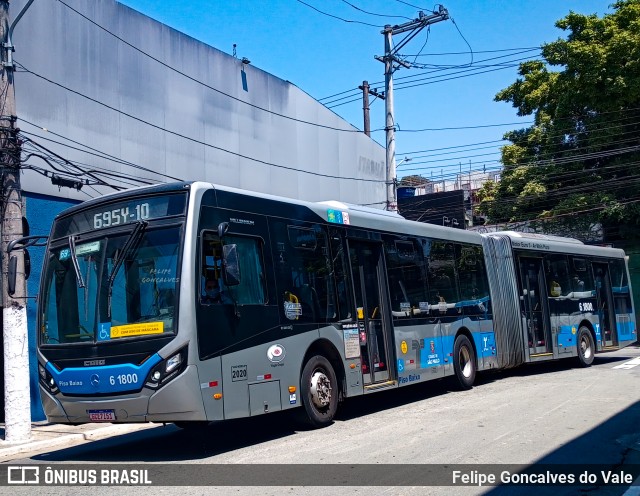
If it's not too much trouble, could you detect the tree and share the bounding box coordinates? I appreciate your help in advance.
[476,0,640,241]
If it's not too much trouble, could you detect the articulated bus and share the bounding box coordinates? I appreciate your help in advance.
[37,181,637,428]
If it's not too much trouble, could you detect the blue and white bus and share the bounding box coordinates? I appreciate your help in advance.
[36,181,636,428]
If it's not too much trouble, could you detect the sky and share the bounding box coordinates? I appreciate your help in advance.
[118,0,613,185]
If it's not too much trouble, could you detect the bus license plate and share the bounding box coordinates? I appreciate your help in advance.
[88,409,116,422]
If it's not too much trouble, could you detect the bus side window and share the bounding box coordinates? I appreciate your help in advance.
[200,233,223,304]
[271,221,339,323]
[427,241,459,306]
[383,236,429,318]
[569,262,593,298]
[544,254,571,297]
[329,231,352,321]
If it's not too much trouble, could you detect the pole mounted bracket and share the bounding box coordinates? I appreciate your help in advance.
[2,41,14,68]
[3,0,37,69]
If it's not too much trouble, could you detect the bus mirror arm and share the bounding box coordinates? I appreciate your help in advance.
[5,234,48,296]
[218,222,229,239]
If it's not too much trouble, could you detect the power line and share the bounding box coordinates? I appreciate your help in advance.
[19,119,184,182]
[319,47,541,103]
[21,140,157,189]
[397,119,534,132]
[340,0,413,20]
[296,0,383,27]
[21,139,126,191]
[399,138,508,156]
[397,107,640,155]
[395,62,532,91]
[326,61,539,109]
[14,79,384,184]
[448,16,473,67]
[399,46,541,57]
[54,0,363,134]
[377,48,541,86]
[400,128,640,169]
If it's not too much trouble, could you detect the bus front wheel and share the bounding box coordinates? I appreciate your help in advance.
[453,335,476,390]
[577,327,595,367]
[299,355,338,428]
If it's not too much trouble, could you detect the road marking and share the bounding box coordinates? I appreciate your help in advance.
[613,357,640,370]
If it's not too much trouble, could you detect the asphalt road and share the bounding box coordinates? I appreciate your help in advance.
[5,345,640,496]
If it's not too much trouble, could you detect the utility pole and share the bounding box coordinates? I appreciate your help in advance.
[358,80,384,137]
[1,0,33,443]
[376,6,449,211]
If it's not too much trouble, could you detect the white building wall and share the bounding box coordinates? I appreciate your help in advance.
[12,0,385,204]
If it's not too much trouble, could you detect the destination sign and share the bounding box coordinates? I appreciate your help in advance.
[52,193,187,237]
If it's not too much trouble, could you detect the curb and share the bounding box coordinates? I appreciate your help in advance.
[0,423,161,462]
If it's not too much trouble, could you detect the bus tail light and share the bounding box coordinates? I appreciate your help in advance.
[144,346,188,389]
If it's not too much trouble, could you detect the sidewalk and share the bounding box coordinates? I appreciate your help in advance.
[0,421,162,462]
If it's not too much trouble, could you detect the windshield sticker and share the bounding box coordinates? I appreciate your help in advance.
[284,301,302,320]
[98,322,112,341]
[343,325,360,359]
[110,322,164,339]
[76,241,101,256]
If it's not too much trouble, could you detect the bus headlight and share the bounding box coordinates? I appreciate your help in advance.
[144,346,188,389]
[38,363,59,395]
[166,353,182,373]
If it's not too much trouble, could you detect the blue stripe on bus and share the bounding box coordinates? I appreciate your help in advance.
[557,326,576,349]
[404,331,497,371]
[617,319,636,341]
[45,354,162,395]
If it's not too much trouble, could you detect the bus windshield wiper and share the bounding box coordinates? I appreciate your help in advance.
[107,221,147,317]
[68,235,86,288]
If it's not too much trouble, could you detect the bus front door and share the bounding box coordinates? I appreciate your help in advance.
[348,240,393,386]
[593,262,617,348]
[518,257,553,357]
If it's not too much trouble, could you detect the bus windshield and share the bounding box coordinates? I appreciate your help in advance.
[40,225,182,345]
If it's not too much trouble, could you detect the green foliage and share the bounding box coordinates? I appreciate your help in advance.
[476,0,640,241]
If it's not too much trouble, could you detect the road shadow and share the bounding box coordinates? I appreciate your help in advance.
[479,400,640,496]
[33,411,301,462]
[32,348,640,464]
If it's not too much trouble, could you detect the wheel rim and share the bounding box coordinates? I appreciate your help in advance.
[580,334,593,359]
[309,369,332,409]
[459,346,472,378]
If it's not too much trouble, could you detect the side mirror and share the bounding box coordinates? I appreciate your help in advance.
[222,244,241,286]
[8,249,32,296]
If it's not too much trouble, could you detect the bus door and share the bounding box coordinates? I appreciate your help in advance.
[518,257,553,356]
[593,262,617,347]
[348,240,393,386]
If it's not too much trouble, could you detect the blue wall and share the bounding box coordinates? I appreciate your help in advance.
[25,193,79,421]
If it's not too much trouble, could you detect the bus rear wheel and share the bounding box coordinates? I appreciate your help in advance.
[299,355,338,428]
[577,327,595,367]
[453,335,476,390]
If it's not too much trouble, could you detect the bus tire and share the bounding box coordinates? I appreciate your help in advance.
[299,355,338,428]
[453,335,476,390]
[577,326,595,367]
